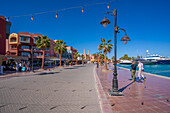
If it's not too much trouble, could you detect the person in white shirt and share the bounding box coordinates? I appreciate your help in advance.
[137,61,145,81]
[15,61,19,72]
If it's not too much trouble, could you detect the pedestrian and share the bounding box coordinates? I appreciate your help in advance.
[130,61,137,82]
[27,61,31,71]
[22,63,26,71]
[137,61,145,81]
[16,61,19,72]
[10,62,14,71]
[19,62,22,72]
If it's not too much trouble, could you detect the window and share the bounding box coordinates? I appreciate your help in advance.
[11,46,17,49]
[11,52,16,55]
[39,53,42,56]
[21,45,30,49]
[34,37,38,43]
[10,38,16,42]
[45,53,49,56]
[45,48,49,51]
[34,53,38,56]
[20,36,30,43]
[34,46,42,50]
[34,46,38,50]
[21,52,30,56]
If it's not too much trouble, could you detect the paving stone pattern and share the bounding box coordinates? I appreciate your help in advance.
[0,64,101,113]
[96,64,170,113]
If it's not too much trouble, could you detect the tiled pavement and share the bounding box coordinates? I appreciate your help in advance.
[96,64,170,113]
[0,64,101,113]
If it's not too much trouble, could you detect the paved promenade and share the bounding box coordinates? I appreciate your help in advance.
[96,64,170,113]
[0,64,101,113]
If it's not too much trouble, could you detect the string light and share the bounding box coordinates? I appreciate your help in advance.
[7,0,115,20]
[31,16,33,21]
[107,3,109,9]
[56,12,58,18]
[82,7,84,13]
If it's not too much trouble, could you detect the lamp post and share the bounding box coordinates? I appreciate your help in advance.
[100,9,130,96]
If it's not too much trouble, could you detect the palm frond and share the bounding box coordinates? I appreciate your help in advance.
[107,39,112,43]
[101,38,105,43]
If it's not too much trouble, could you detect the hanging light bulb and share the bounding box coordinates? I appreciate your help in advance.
[82,7,84,13]
[7,17,9,22]
[107,3,109,9]
[56,12,58,18]
[31,16,33,21]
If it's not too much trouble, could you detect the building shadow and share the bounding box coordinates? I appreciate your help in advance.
[118,82,134,92]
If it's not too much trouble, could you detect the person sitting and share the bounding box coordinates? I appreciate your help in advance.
[22,64,26,72]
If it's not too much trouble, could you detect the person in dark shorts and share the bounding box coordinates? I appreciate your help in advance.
[130,61,137,82]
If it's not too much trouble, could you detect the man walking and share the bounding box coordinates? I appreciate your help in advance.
[137,61,145,81]
[130,61,137,82]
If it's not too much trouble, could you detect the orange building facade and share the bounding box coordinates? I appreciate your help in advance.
[6,32,77,64]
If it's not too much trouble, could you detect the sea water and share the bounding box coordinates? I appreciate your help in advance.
[117,64,170,77]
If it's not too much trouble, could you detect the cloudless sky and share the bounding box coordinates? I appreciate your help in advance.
[1,0,170,59]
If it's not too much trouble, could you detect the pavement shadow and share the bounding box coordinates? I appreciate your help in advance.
[35,72,60,75]
[135,77,144,83]
[136,80,144,83]
[73,65,86,67]
[64,67,78,70]
[118,82,133,92]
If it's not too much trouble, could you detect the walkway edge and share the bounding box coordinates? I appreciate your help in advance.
[93,66,113,113]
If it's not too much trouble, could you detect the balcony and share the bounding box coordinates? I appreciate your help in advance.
[20,36,30,43]
[33,56,43,59]
[19,49,31,52]
[34,37,38,44]
[9,33,18,44]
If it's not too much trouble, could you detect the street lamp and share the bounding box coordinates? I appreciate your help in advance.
[100,9,130,96]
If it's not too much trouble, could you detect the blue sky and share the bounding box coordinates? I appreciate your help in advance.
[1,0,170,59]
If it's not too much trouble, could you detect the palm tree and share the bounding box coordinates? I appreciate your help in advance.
[54,40,67,67]
[36,36,51,69]
[100,54,105,66]
[96,50,102,66]
[86,55,90,60]
[92,53,97,59]
[98,38,113,70]
[73,52,80,65]
[81,54,85,64]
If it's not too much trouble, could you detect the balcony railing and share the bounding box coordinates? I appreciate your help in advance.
[20,39,30,43]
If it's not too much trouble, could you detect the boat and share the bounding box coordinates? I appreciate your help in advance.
[135,50,170,65]
[119,60,132,64]
[134,58,157,65]
[157,59,170,64]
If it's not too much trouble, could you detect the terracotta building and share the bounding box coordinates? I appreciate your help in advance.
[7,32,58,63]
[6,32,77,65]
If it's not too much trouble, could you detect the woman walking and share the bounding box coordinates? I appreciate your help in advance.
[130,61,137,82]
